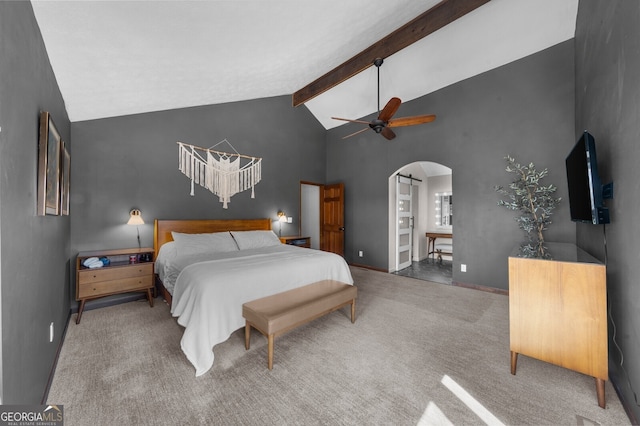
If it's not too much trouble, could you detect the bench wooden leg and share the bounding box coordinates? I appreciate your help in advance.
[351,299,356,323]
[268,334,274,370]
[510,351,518,375]
[245,322,251,350]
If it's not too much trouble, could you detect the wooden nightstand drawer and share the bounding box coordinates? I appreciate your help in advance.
[78,263,153,284]
[78,275,154,299]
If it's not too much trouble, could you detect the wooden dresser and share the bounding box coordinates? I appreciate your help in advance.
[76,247,155,324]
[509,242,607,408]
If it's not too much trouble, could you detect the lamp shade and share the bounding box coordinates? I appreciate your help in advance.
[277,211,287,222]
[127,209,144,225]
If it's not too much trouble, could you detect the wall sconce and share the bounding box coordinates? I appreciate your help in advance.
[127,209,144,248]
[277,211,287,237]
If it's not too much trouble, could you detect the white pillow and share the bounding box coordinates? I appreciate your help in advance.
[230,230,281,250]
[171,231,239,256]
[155,241,178,265]
[154,241,178,278]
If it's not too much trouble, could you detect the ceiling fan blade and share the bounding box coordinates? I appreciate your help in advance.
[378,97,402,122]
[342,127,370,139]
[332,117,371,125]
[381,126,396,140]
[388,114,436,127]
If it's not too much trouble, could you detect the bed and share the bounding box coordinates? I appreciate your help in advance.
[153,218,354,376]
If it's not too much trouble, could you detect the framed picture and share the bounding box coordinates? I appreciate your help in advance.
[60,140,70,216]
[37,111,61,216]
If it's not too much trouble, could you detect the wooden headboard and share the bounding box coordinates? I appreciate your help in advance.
[153,218,272,258]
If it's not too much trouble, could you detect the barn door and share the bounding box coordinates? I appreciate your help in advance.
[396,175,414,270]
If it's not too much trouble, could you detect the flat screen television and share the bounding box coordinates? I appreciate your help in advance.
[565,131,612,224]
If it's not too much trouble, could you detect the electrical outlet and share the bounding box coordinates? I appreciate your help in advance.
[49,322,54,343]
[461,264,467,272]
[358,250,363,257]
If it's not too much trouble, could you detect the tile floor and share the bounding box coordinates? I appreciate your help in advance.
[392,257,453,285]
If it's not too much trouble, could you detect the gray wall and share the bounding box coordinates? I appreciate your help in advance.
[70,95,327,309]
[4,1,638,418]
[327,40,576,290]
[575,1,640,421]
[0,2,71,403]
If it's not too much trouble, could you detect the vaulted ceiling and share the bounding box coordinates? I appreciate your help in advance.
[31,0,578,127]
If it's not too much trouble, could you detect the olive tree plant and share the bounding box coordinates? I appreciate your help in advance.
[495,156,561,258]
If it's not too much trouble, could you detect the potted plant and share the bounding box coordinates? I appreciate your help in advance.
[495,156,561,258]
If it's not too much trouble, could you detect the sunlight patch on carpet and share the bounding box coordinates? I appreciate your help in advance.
[417,401,454,426]
[442,375,506,426]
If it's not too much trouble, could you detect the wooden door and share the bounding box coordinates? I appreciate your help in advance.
[321,183,345,256]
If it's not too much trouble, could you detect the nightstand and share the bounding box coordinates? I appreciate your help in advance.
[76,247,155,324]
[279,236,311,248]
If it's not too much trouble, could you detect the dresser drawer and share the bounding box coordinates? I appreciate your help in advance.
[78,263,153,284]
[78,275,154,299]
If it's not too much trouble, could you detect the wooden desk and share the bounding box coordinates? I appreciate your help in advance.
[426,232,452,259]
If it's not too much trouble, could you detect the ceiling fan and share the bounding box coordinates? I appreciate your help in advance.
[332,58,436,140]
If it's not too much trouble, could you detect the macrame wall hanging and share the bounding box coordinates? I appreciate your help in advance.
[177,140,262,209]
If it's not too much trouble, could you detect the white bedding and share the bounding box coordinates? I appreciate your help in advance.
[167,244,353,376]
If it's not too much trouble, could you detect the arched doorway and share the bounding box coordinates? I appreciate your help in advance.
[388,161,452,284]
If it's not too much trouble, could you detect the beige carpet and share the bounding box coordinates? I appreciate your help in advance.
[47,267,630,425]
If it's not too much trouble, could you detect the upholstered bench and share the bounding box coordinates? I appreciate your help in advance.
[242,280,357,370]
[435,243,453,262]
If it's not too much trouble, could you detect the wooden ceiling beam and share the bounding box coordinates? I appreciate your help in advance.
[292,0,491,107]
